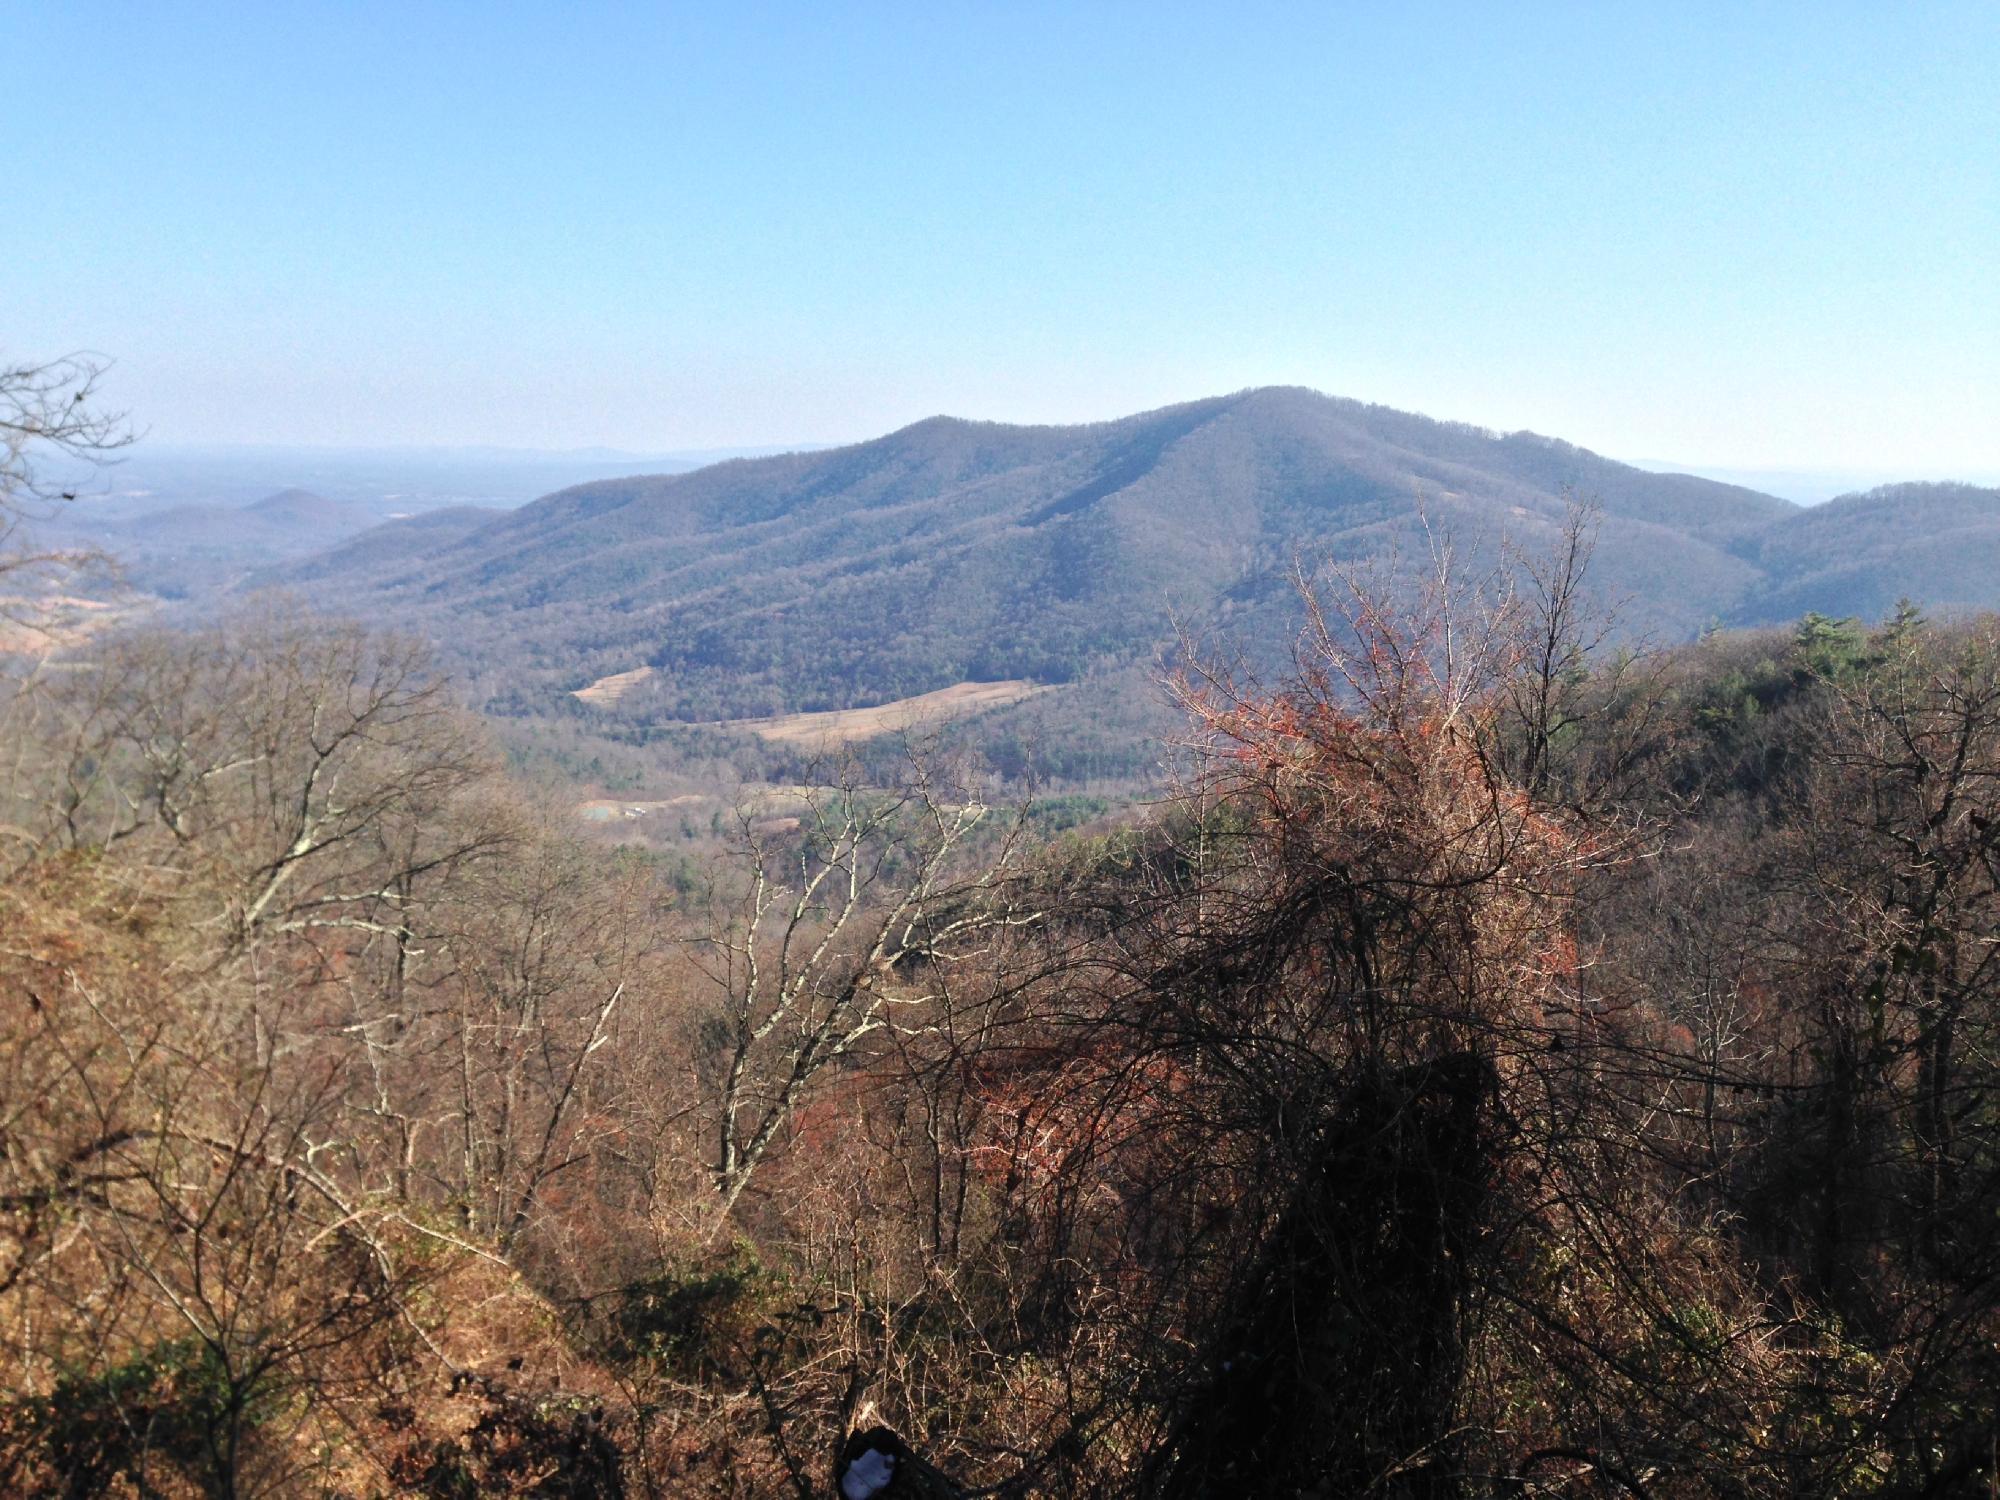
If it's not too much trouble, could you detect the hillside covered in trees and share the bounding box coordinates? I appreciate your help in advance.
[12,360,2000,1495]
[11,503,2000,1493]
[226,389,2000,750]
[252,387,1801,724]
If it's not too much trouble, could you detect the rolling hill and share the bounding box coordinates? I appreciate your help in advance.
[273,504,504,585]
[123,487,377,548]
[259,387,1808,724]
[1741,482,2000,624]
[56,487,385,598]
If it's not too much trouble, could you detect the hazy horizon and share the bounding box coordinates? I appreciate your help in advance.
[90,406,2000,511]
[11,2,1996,474]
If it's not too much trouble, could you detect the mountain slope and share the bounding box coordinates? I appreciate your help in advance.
[267,387,1800,720]
[244,486,377,531]
[58,488,383,598]
[273,505,503,585]
[1736,482,2000,624]
[122,487,373,549]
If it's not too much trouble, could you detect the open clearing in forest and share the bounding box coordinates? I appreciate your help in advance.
[722,680,1049,745]
[573,665,658,706]
[576,793,705,823]
[0,595,135,657]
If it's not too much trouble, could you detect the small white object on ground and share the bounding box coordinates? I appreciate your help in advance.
[841,1447,896,1499]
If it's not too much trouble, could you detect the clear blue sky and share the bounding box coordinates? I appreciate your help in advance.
[8,2,1996,473]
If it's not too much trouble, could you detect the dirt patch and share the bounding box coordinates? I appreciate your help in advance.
[575,794,704,822]
[0,594,134,656]
[721,680,1048,745]
[573,665,658,706]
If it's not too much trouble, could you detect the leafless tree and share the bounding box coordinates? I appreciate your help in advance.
[0,353,130,629]
[0,841,447,1497]
[688,754,1045,1222]
[1,353,130,511]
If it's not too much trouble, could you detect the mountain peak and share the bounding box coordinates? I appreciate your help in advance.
[262,388,1811,724]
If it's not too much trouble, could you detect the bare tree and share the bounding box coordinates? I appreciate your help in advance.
[0,833,442,1498]
[11,609,500,933]
[1489,496,1678,815]
[1,353,130,509]
[0,353,130,606]
[689,754,1044,1221]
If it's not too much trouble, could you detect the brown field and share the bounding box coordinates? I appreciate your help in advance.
[0,595,134,656]
[575,793,705,823]
[721,679,1048,745]
[572,665,658,706]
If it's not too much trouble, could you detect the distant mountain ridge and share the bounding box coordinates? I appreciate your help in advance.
[130,487,379,543]
[46,487,384,598]
[1744,482,2000,623]
[245,388,1991,724]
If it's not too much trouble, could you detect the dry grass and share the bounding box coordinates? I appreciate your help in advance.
[576,793,704,823]
[572,665,658,706]
[722,679,1048,745]
[0,594,132,656]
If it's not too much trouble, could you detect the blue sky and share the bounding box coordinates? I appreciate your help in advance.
[8,2,1996,474]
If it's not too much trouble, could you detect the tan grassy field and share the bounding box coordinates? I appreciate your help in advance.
[721,679,1048,745]
[572,665,658,706]
[0,595,134,656]
[575,793,706,823]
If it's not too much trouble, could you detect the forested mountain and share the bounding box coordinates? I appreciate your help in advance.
[126,487,378,553]
[214,389,1995,755]
[1742,481,2000,623]
[259,387,1802,720]
[55,487,385,597]
[271,503,503,584]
